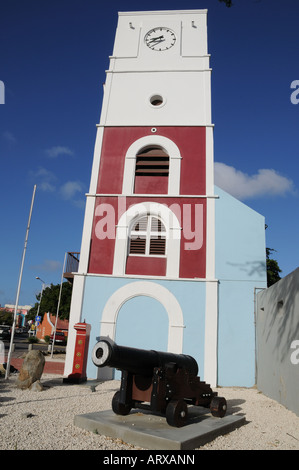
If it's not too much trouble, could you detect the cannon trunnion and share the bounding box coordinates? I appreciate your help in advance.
[92,339,227,427]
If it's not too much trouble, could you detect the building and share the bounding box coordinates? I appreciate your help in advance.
[0,304,32,328]
[64,10,267,387]
[35,312,69,342]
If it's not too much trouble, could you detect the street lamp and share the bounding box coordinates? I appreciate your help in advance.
[36,277,45,313]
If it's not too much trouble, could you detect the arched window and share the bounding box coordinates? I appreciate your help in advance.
[134,146,169,194]
[129,215,166,256]
[122,135,181,196]
[113,202,181,278]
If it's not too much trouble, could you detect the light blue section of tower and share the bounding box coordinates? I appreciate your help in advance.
[215,186,267,387]
[81,276,206,380]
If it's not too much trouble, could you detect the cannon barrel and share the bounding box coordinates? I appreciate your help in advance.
[92,339,198,377]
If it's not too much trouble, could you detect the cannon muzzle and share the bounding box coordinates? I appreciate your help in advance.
[92,339,198,377]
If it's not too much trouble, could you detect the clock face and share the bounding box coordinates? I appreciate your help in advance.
[145,27,176,51]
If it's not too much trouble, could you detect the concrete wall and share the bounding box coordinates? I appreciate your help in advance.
[215,187,267,387]
[256,267,299,416]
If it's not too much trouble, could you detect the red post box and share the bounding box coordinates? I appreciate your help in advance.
[64,322,91,383]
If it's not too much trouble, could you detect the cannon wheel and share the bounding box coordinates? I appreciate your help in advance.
[112,391,132,416]
[210,396,227,418]
[166,399,188,427]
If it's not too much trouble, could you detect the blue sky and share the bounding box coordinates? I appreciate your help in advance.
[1,0,298,307]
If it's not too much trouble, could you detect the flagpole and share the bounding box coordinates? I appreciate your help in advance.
[50,252,67,359]
[5,185,37,379]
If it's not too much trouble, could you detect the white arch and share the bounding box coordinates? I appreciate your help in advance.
[122,135,182,195]
[113,201,181,277]
[99,281,185,353]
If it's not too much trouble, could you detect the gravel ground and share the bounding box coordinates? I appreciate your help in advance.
[1,373,299,451]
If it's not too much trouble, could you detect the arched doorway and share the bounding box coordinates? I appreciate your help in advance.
[97,281,185,379]
[114,295,169,379]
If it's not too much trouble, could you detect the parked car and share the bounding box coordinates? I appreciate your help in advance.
[0,325,11,340]
[50,331,67,345]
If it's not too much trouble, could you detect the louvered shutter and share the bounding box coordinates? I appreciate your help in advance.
[135,147,169,176]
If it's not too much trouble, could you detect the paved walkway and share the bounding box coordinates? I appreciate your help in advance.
[5,356,65,375]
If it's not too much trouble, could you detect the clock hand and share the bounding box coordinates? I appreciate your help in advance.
[148,35,164,44]
[149,38,166,48]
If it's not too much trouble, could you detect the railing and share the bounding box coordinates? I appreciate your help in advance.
[64,252,80,282]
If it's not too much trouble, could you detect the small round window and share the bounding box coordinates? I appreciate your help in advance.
[149,94,164,107]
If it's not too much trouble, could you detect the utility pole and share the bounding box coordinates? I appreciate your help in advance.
[5,185,36,380]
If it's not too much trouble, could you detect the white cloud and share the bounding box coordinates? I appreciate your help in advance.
[214,162,295,200]
[60,180,84,200]
[29,167,57,192]
[29,169,85,208]
[45,146,74,158]
[39,181,56,192]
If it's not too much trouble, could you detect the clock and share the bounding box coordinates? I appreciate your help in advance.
[145,27,176,51]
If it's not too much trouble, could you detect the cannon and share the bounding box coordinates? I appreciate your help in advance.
[92,339,227,427]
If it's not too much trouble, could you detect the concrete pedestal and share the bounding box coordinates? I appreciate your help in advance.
[74,406,246,450]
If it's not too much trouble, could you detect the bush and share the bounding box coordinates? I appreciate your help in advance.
[44,335,50,343]
[28,335,39,344]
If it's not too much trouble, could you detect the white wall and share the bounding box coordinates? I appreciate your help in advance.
[99,10,212,127]
[256,267,299,416]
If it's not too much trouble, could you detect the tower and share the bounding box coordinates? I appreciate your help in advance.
[64,10,267,387]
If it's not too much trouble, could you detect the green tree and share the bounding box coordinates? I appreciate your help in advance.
[266,248,282,287]
[0,310,13,326]
[28,282,73,322]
